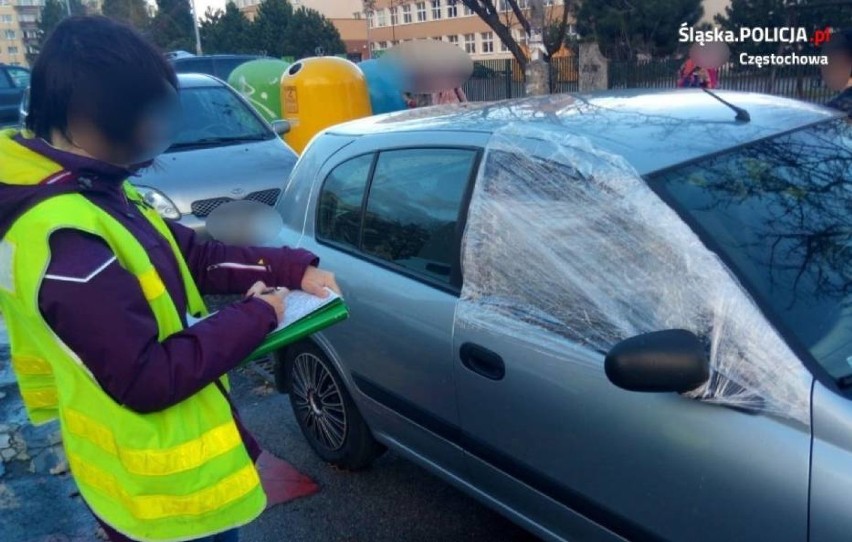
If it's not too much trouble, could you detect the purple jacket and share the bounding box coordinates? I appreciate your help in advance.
[0,137,317,541]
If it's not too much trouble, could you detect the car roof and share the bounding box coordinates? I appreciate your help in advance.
[328,89,844,175]
[173,54,262,61]
[177,72,225,88]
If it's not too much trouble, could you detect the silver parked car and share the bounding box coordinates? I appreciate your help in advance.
[136,73,296,233]
[259,91,849,541]
[20,73,297,234]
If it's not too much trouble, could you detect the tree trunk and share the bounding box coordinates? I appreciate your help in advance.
[525,59,549,96]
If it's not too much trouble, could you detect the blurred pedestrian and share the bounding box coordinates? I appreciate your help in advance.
[821,28,852,116]
[677,57,717,89]
[0,16,339,542]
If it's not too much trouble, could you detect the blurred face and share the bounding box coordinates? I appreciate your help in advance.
[821,50,852,92]
[64,86,178,167]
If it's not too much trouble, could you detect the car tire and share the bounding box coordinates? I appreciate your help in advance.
[281,341,385,470]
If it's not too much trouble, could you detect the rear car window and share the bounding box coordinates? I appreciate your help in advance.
[174,58,215,76]
[317,154,374,248]
[362,148,476,284]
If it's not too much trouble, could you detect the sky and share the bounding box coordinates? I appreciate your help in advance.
[195,0,226,16]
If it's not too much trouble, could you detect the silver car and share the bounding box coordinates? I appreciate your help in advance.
[262,91,850,541]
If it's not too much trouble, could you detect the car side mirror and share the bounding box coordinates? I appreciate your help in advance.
[271,119,290,135]
[206,200,284,246]
[605,329,709,393]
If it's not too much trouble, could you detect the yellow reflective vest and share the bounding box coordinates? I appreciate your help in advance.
[0,131,266,541]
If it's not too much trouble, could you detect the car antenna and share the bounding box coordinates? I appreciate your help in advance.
[701,88,751,122]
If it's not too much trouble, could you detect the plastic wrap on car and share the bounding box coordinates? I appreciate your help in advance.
[456,124,812,425]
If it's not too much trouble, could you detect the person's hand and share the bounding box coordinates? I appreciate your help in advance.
[301,266,341,298]
[245,281,287,323]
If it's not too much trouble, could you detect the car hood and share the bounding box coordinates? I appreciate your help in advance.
[137,138,297,214]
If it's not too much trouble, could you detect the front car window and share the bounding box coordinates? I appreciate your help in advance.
[651,119,851,381]
[456,123,830,423]
[168,86,272,151]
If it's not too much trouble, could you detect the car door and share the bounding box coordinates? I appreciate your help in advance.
[292,132,484,474]
[453,141,812,542]
[0,68,20,125]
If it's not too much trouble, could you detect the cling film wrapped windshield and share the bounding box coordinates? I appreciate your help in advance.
[457,123,812,425]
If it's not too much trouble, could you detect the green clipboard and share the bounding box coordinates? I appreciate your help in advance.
[241,298,349,365]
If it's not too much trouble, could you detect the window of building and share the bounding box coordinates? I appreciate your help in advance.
[446,1,456,17]
[4,29,15,40]
[464,33,476,54]
[0,15,12,23]
[481,31,494,53]
[361,148,476,285]
[402,4,412,23]
[376,8,386,27]
[367,13,373,28]
[19,14,35,22]
[463,4,472,15]
[431,0,441,19]
[416,2,426,22]
[390,6,398,25]
[0,0,11,5]
[447,34,459,47]
[7,45,17,54]
[500,39,509,52]
[378,40,388,50]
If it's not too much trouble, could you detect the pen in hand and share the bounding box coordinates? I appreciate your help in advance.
[245,282,288,323]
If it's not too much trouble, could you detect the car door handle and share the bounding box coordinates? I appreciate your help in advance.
[460,343,505,381]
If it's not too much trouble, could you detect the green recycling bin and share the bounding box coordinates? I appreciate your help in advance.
[228,58,291,122]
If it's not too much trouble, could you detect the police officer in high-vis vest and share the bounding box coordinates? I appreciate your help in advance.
[0,17,340,542]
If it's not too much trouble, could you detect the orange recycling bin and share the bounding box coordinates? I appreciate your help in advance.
[280,57,372,154]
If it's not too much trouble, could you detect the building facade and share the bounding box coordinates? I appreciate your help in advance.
[0,0,43,67]
[365,0,575,60]
[238,0,369,61]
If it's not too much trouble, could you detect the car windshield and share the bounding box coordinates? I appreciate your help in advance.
[167,86,271,151]
[650,119,852,381]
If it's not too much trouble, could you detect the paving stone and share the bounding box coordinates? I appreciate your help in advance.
[0,448,15,461]
[30,448,62,474]
[0,434,10,449]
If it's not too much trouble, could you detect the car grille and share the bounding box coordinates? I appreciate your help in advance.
[191,188,281,217]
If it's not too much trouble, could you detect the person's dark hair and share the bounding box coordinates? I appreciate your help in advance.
[27,16,178,144]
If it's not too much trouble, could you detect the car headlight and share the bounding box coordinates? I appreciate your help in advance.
[136,186,181,220]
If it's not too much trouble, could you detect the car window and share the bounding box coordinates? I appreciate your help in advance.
[174,58,215,76]
[0,70,11,89]
[215,57,252,80]
[6,67,29,88]
[167,86,272,150]
[317,154,374,249]
[362,148,476,285]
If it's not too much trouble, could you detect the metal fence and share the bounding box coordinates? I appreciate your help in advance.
[463,57,578,102]
[464,56,836,105]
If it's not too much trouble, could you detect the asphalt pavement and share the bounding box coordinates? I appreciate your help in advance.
[233,370,540,542]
